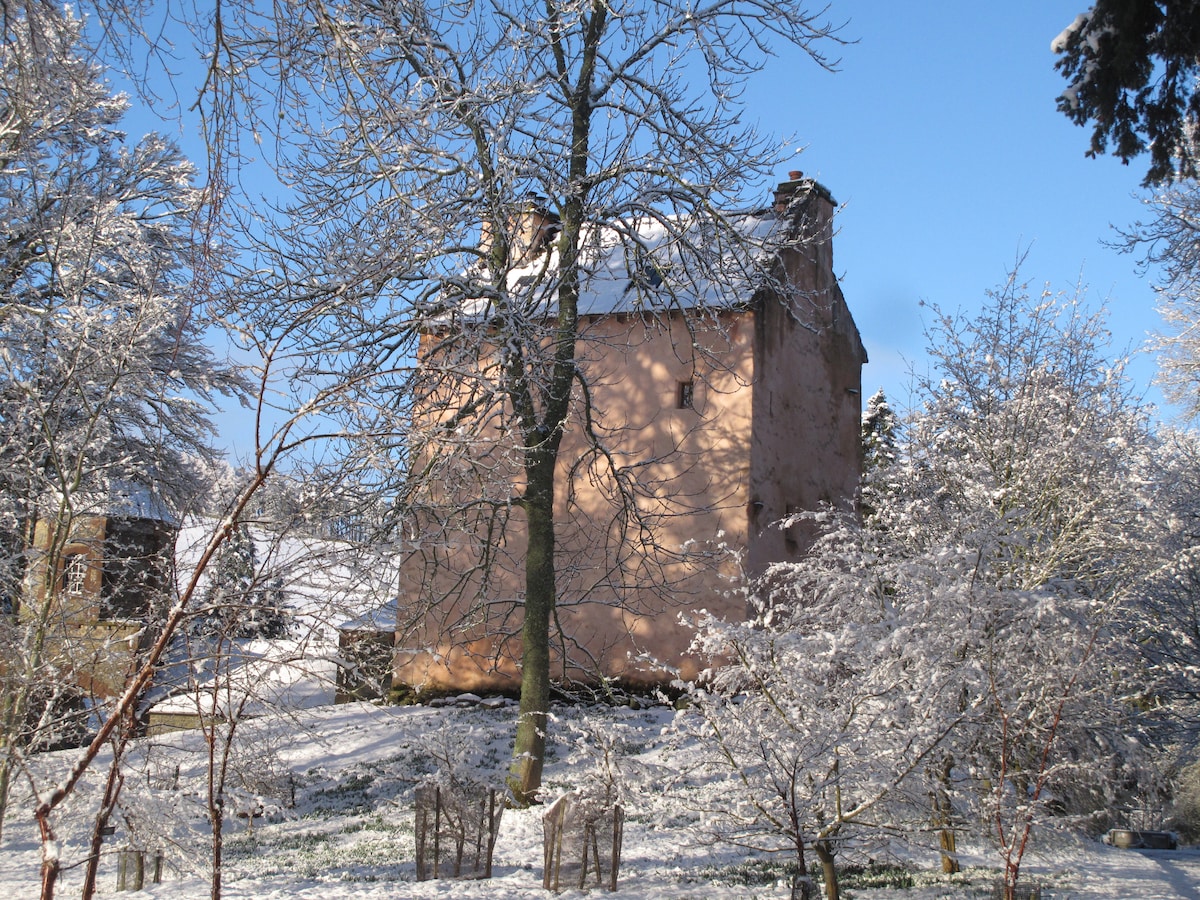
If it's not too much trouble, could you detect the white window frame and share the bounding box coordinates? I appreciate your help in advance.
[62,553,89,596]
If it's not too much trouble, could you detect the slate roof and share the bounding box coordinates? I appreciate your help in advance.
[451,208,789,320]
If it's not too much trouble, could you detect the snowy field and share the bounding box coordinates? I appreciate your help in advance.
[2,700,1198,899]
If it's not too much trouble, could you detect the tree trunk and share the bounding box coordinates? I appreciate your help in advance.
[1,513,44,844]
[506,171,576,803]
[80,746,125,900]
[36,810,59,900]
[206,706,231,900]
[211,803,224,900]
[509,453,557,806]
[939,826,960,875]
[932,756,960,874]
[0,753,10,845]
[791,871,816,900]
[814,840,839,900]
[208,730,226,900]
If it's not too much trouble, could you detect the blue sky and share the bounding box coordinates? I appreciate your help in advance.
[119,2,1173,452]
[744,0,1168,415]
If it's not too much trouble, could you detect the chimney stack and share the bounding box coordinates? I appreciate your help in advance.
[480,195,561,267]
[773,171,837,217]
[512,195,560,263]
[773,171,808,213]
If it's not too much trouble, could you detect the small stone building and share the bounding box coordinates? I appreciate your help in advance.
[335,600,398,703]
[22,487,175,699]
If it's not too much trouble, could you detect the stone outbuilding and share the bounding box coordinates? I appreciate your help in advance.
[335,599,398,703]
[22,485,175,699]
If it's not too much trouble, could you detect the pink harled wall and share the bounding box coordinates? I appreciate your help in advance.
[395,179,865,691]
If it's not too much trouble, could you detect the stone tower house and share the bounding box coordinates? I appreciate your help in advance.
[395,174,866,691]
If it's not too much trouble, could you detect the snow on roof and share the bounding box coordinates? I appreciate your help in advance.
[148,638,339,718]
[453,209,786,320]
[45,480,178,525]
[150,521,403,717]
[104,481,177,524]
[174,520,402,635]
[338,598,400,632]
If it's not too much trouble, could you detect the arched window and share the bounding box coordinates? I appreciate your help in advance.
[62,553,90,596]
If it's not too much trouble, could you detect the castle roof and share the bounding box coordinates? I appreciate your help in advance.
[45,480,177,526]
[439,175,836,324]
[497,209,784,318]
[103,481,176,524]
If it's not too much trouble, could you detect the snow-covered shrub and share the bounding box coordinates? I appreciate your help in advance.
[542,790,624,892]
[414,778,504,881]
[1168,759,1200,842]
[414,721,510,881]
[678,512,966,900]
[683,279,1173,900]
[538,710,657,892]
[886,280,1165,897]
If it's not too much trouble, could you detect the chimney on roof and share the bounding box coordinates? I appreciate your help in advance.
[773,170,837,219]
[512,195,560,262]
[480,195,561,267]
[773,170,809,213]
[771,170,838,270]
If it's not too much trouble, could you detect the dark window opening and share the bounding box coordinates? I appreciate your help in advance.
[101,519,173,621]
[677,380,695,410]
[101,554,153,620]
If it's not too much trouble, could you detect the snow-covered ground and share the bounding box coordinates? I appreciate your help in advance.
[2,700,1197,899]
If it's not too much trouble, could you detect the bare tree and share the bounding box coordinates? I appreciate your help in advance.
[0,5,426,897]
[188,0,845,805]
[0,0,244,864]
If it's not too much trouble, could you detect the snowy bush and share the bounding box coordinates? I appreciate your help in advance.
[679,515,965,900]
[682,279,1173,900]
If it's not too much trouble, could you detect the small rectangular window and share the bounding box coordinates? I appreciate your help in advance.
[677,380,695,410]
